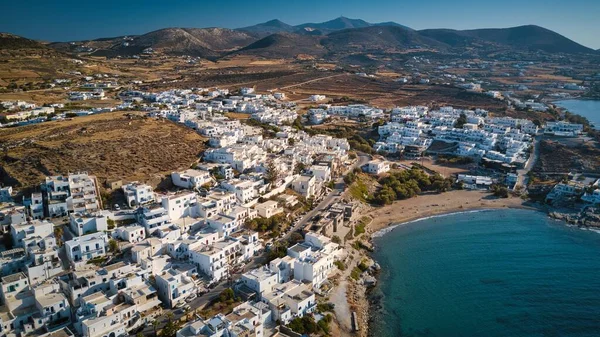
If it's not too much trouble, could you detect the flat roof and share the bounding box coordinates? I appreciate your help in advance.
[2,272,27,283]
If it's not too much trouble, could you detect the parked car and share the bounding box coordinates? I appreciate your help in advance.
[114,204,120,211]
[185,293,197,302]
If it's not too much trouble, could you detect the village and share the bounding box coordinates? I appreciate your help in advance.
[1,76,599,337]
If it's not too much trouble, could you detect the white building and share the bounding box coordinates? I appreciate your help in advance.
[64,233,108,266]
[171,169,213,190]
[254,200,283,219]
[122,182,155,208]
[364,160,390,175]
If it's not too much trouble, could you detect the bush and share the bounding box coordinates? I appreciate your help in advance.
[317,302,335,313]
[491,184,509,198]
[350,267,362,280]
[331,235,341,244]
[354,223,366,236]
[217,288,235,303]
[334,260,346,271]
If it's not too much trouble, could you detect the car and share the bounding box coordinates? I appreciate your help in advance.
[114,204,120,211]
[185,293,197,302]
[183,305,191,311]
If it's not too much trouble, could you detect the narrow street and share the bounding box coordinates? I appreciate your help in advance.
[515,134,542,189]
[286,153,371,238]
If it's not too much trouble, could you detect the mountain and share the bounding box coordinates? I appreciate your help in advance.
[33,19,594,58]
[237,20,298,38]
[418,29,484,48]
[234,33,325,58]
[373,21,413,30]
[80,28,257,58]
[296,16,372,34]
[322,26,448,54]
[420,25,594,54]
[0,33,49,50]
[131,28,256,55]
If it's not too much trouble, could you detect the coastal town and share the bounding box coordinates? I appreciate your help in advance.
[1,72,600,337]
[1,7,600,337]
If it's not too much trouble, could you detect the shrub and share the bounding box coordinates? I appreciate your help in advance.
[334,260,346,271]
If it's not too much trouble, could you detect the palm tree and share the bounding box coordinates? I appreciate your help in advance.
[151,319,159,336]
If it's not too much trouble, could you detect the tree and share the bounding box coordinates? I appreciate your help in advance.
[218,288,235,303]
[53,226,64,247]
[331,235,341,244]
[151,320,160,336]
[107,218,115,230]
[455,113,467,128]
[294,162,306,175]
[492,185,509,198]
[288,138,295,146]
[265,159,280,187]
[108,239,119,254]
[160,319,179,337]
[290,232,304,243]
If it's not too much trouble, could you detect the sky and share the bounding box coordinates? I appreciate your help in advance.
[1,0,598,49]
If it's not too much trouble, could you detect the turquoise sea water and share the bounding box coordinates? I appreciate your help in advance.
[370,209,600,337]
[555,99,600,129]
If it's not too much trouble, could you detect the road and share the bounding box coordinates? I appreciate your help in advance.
[286,153,371,238]
[515,134,542,189]
[138,153,370,335]
[273,73,349,91]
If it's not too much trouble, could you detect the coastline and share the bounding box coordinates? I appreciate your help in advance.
[349,190,543,337]
[365,189,540,235]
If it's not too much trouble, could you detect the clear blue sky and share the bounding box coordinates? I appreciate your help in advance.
[1,0,598,49]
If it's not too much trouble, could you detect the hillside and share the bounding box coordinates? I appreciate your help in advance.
[127,27,257,56]
[421,25,594,54]
[19,19,598,58]
[0,33,49,50]
[296,17,372,34]
[322,26,448,54]
[237,20,299,38]
[417,29,483,48]
[75,28,258,58]
[234,33,326,58]
[0,112,206,188]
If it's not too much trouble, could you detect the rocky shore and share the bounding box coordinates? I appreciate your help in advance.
[549,207,600,228]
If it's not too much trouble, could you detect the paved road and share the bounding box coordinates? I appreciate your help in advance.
[138,154,370,335]
[285,153,371,238]
[515,134,542,189]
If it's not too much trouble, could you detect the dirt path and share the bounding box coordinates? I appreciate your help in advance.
[276,73,349,91]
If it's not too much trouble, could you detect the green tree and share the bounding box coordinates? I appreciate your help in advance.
[265,159,280,187]
[455,113,467,128]
[106,218,115,230]
[108,239,119,254]
[151,320,160,336]
[218,288,235,303]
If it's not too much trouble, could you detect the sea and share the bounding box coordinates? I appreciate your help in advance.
[554,99,600,129]
[369,209,600,337]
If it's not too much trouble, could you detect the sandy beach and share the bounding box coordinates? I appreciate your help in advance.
[366,189,539,233]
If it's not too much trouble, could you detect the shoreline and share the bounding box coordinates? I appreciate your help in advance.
[351,189,542,337]
[364,190,541,235]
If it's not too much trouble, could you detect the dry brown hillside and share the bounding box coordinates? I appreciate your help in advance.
[0,112,206,189]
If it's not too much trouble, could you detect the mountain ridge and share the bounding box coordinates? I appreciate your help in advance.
[5,18,595,58]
